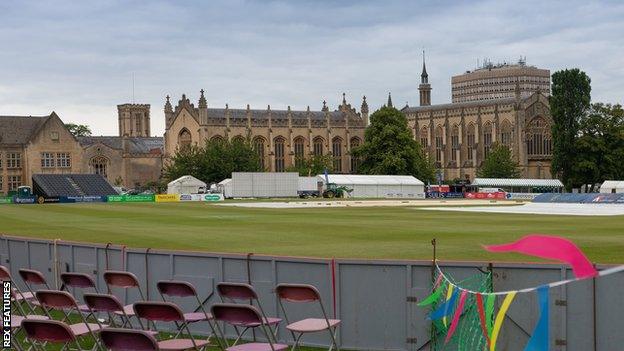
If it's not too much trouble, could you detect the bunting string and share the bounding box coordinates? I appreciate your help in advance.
[435,262,624,296]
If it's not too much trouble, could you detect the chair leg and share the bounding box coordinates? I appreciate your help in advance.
[290,333,304,351]
[328,327,340,351]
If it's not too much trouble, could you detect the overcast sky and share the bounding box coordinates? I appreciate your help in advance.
[1,0,622,136]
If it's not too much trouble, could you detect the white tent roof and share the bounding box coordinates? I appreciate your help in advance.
[167,175,206,187]
[219,178,232,185]
[473,178,564,187]
[601,180,624,189]
[317,174,424,185]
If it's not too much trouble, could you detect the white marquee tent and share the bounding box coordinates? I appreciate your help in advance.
[318,174,425,198]
[600,180,624,194]
[167,175,207,194]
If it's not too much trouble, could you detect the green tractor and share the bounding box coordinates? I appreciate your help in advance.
[322,183,353,198]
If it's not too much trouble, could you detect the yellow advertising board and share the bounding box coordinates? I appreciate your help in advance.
[155,194,180,202]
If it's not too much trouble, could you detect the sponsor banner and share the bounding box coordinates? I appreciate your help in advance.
[465,192,507,200]
[426,192,464,199]
[155,194,180,202]
[0,196,12,204]
[107,194,155,202]
[506,193,541,200]
[14,196,37,204]
[60,196,107,203]
[178,193,225,202]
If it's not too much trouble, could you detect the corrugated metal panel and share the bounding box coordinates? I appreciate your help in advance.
[473,178,564,187]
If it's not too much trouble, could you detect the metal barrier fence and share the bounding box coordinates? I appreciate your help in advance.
[1,235,622,351]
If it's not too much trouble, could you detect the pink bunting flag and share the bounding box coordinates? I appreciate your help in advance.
[484,234,597,279]
[445,290,468,344]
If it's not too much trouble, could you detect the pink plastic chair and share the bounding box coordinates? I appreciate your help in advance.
[133,301,211,350]
[0,265,37,313]
[21,319,80,351]
[103,270,146,322]
[275,284,340,351]
[100,328,160,350]
[35,290,107,349]
[217,282,282,344]
[84,293,137,329]
[157,281,215,338]
[211,303,289,351]
[18,268,51,310]
[61,272,99,315]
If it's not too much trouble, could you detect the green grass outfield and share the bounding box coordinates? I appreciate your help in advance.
[1,201,623,263]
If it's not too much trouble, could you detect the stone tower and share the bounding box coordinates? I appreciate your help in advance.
[361,95,369,125]
[419,51,432,106]
[118,103,151,137]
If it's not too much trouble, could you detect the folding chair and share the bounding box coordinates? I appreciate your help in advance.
[19,268,51,311]
[157,281,215,338]
[21,319,80,351]
[216,282,282,344]
[84,293,136,329]
[61,272,100,316]
[211,303,289,351]
[275,284,340,351]
[100,328,160,350]
[35,290,108,350]
[10,289,49,351]
[103,270,146,325]
[133,301,211,350]
[0,265,37,313]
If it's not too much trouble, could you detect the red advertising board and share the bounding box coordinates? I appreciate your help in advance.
[465,192,507,199]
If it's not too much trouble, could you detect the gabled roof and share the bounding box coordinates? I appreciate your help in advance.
[0,114,50,145]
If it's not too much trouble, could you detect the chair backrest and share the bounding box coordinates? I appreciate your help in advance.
[19,268,48,286]
[21,319,75,343]
[61,272,97,289]
[133,301,185,322]
[217,282,258,301]
[212,303,263,326]
[0,265,12,281]
[275,283,321,303]
[104,271,141,288]
[36,290,78,310]
[84,293,125,313]
[100,328,159,351]
[157,280,197,298]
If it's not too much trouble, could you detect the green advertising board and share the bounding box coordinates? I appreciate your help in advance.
[0,196,13,204]
[107,194,155,202]
[203,194,224,202]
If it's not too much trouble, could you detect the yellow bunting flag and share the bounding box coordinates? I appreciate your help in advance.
[443,284,454,327]
[489,292,517,351]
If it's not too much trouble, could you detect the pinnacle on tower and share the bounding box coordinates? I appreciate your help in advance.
[322,100,328,112]
[342,92,347,105]
[421,50,428,83]
[164,95,173,112]
[387,92,393,108]
[198,89,207,108]
[361,95,368,113]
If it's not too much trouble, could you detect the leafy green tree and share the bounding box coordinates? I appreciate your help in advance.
[351,106,435,182]
[550,69,591,190]
[163,138,261,184]
[477,143,520,178]
[287,155,334,176]
[570,103,624,191]
[65,123,92,137]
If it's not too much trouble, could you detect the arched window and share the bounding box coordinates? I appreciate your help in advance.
[483,122,493,157]
[420,127,428,149]
[500,120,512,148]
[253,136,266,170]
[527,117,551,157]
[313,137,324,156]
[293,137,306,167]
[232,135,245,144]
[332,137,343,172]
[435,126,444,167]
[350,137,361,173]
[134,113,142,135]
[466,123,475,162]
[210,135,224,143]
[178,129,192,149]
[274,137,285,172]
[90,156,109,178]
[451,125,459,163]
